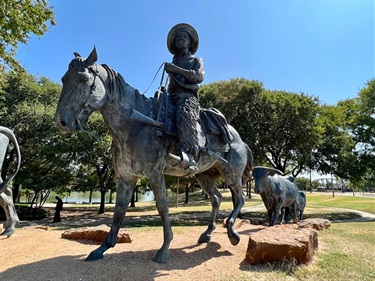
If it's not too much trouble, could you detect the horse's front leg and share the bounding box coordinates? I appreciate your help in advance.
[150,173,173,263]
[195,173,221,243]
[86,178,136,261]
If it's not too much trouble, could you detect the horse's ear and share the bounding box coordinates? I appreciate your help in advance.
[86,46,98,66]
[73,52,81,58]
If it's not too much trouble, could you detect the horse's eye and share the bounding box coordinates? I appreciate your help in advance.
[77,72,89,83]
[80,76,89,83]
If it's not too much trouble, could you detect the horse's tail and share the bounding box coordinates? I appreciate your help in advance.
[0,126,21,193]
[242,143,253,184]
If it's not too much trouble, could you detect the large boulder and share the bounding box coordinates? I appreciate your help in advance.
[298,218,331,230]
[61,224,132,243]
[245,224,318,265]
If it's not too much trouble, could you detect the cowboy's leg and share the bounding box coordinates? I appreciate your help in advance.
[175,93,199,164]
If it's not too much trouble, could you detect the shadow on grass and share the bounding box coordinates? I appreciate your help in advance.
[239,210,362,225]
[28,208,364,231]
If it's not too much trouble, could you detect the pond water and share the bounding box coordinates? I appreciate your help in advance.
[63,191,155,203]
[21,190,156,204]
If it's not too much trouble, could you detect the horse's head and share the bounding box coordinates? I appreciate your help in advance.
[55,47,107,133]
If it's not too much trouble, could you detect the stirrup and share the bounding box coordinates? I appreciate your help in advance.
[187,159,198,171]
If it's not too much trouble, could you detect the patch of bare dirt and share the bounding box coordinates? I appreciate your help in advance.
[0,216,266,281]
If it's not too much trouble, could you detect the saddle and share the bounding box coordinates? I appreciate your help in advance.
[153,87,233,151]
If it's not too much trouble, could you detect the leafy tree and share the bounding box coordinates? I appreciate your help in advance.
[200,79,321,176]
[200,78,265,163]
[351,79,375,178]
[0,0,55,72]
[244,90,321,176]
[68,113,115,214]
[0,71,116,212]
[0,72,72,207]
[295,177,310,191]
[315,99,368,183]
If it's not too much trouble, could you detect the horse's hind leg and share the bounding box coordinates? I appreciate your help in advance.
[86,178,136,261]
[225,178,245,246]
[150,173,173,263]
[195,172,221,243]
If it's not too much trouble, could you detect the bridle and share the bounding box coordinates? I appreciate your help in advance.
[79,63,153,144]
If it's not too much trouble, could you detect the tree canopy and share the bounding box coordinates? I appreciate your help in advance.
[0,0,55,72]
[200,79,321,177]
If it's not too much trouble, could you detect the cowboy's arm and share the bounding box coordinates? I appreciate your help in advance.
[165,58,205,84]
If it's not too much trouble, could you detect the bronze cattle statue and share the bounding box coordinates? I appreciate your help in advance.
[55,47,253,263]
[0,126,21,237]
[284,190,306,223]
[252,166,299,226]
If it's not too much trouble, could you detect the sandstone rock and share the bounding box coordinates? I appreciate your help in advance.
[61,224,132,243]
[222,218,251,228]
[245,224,318,265]
[298,218,331,230]
[22,225,50,231]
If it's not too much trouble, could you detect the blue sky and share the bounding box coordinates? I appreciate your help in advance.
[16,0,374,105]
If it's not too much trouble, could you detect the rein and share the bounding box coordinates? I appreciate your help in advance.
[142,62,166,95]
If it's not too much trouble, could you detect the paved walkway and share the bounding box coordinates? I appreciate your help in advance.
[242,204,375,223]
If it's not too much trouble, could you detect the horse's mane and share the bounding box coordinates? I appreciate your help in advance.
[100,64,153,112]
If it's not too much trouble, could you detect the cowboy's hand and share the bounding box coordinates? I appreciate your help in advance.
[164,63,176,73]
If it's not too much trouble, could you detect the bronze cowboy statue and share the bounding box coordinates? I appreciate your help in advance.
[150,23,232,173]
[163,23,204,171]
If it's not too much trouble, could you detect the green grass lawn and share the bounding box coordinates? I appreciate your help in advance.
[294,221,375,281]
[305,192,375,214]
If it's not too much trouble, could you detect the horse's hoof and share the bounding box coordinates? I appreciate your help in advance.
[85,251,104,261]
[198,233,211,243]
[228,232,240,246]
[153,250,170,263]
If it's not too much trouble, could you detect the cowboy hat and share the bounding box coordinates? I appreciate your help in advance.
[167,23,199,55]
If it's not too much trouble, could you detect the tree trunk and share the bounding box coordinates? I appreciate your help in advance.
[109,189,113,204]
[184,182,191,204]
[12,183,20,202]
[247,181,252,199]
[98,189,106,214]
[130,190,135,207]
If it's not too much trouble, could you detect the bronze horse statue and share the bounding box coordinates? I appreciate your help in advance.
[55,47,253,263]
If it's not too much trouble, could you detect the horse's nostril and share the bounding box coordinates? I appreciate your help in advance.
[60,120,67,127]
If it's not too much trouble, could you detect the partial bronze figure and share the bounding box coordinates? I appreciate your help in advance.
[0,126,21,237]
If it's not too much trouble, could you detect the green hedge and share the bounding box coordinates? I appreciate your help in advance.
[0,205,48,220]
